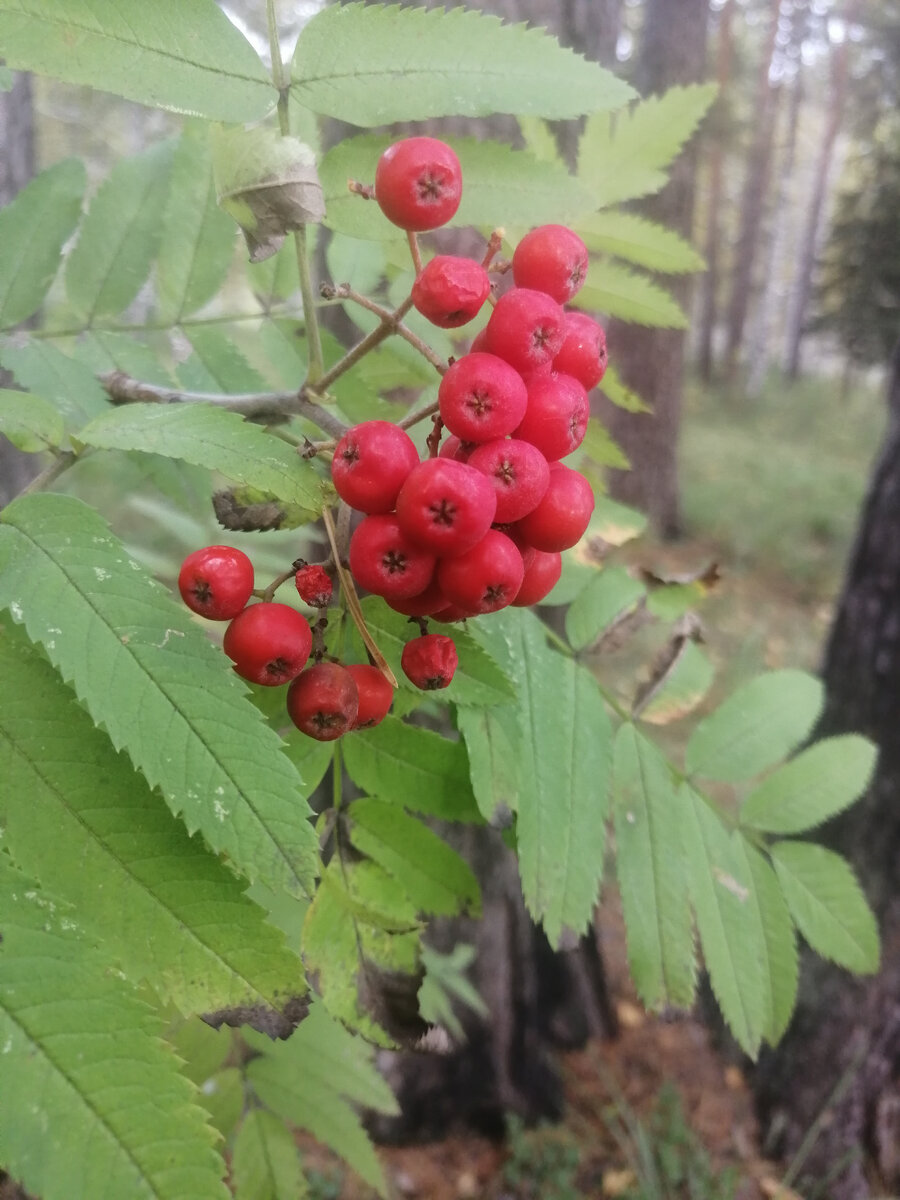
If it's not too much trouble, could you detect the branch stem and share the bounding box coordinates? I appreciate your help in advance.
[323,284,446,375]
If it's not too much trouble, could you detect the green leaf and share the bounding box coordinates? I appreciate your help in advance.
[685,670,824,783]
[77,403,325,515]
[578,417,630,469]
[733,838,798,1045]
[680,787,765,1056]
[232,1110,307,1200]
[565,566,645,652]
[349,798,480,917]
[613,725,695,1008]
[66,141,175,322]
[0,623,305,1014]
[591,493,649,544]
[0,493,319,904]
[418,944,488,1040]
[485,609,612,945]
[598,364,652,414]
[291,3,633,126]
[0,0,274,121]
[575,262,687,328]
[635,639,715,727]
[0,159,85,330]
[770,841,879,974]
[178,326,272,392]
[0,65,12,90]
[578,84,717,208]
[246,1003,398,1197]
[355,597,515,709]
[0,858,228,1200]
[0,340,110,425]
[0,389,64,452]
[518,116,562,165]
[741,735,877,835]
[157,124,235,323]
[456,703,521,821]
[576,211,705,274]
[342,715,481,823]
[320,135,594,241]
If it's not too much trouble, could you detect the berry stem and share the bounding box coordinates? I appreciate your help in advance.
[398,398,440,430]
[481,229,505,269]
[321,505,398,686]
[7,449,81,507]
[407,230,423,276]
[313,292,415,393]
[321,284,447,375]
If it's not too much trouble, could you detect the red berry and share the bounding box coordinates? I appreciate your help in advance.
[412,256,491,328]
[401,634,459,690]
[287,662,359,741]
[430,602,479,623]
[223,603,312,686]
[375,137,462,232]
[552,312,608,390]
[512,549,562,606]
[467,437,550,523]
[345,664,394,729]
[331,421,419,515]
[438,352,528,443]
[469,328,490,354]
[485,288,566,375]
[349,514,436,600]
[436,529,525,615]
[386,577,450,618]
[514,371,589,462]
[178,545,254,621]
[395,457,497,557]
[438,434,476,463]
[512,225,589,304]
[295,564,333,608]
[512,462,595,552]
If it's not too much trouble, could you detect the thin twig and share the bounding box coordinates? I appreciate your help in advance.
[407,230,423,275]
[323,284,447,375]
[11,450,79,503]
[398,399,440,430]
[315,292,415,392]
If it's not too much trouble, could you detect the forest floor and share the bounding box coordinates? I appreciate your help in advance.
[296,370,888,1200]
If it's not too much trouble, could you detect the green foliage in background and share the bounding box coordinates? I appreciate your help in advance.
[0,2,879,1198]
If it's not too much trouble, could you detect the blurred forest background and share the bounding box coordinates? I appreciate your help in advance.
[3,1,900,1198]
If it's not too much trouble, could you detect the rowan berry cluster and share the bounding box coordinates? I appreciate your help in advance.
[176,136,608,740]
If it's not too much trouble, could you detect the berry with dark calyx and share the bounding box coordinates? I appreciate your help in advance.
[349,514,437,600]
[512,224,589,304]
[552,311,608,390]
[468,437,550,523]
[346,664,394,729]
[178,545,254,621]
[512,549,562,607]
[401,634,459,690]
[295,563,333,608]
[485,287,566,375]
[223,603,312,686]
[331,421,419,514]
[514,371,589,462]
[395,457,497,557]
[512,462,595,552]
[438,352,528,443]
[412,255,491,328]
[437,529,525,615]
[375,137,462,232]
[287,662,359,741]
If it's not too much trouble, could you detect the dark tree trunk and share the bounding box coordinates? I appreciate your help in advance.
[0,72,39,509]
[754,339,900,1199]
[602,0,710,538]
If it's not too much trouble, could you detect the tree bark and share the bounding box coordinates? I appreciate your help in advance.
[602,0,710,538]
[723,0,783,381]
[754,337,900,1199]
[0,72,39,509]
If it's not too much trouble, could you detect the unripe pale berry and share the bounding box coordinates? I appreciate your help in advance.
[178,545,254,621]
[375,137,462,232]
[223,603,312,686]
[401,634,459,690]
[287,662,359,741]
[412,255,491,328]
[512,224,589,304]
[331,421,419,514]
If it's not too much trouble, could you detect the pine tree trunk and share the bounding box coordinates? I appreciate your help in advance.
[753,338,900,1199]
[602,0,710,538]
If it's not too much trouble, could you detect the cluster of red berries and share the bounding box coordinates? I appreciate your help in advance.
[176,136,609,740]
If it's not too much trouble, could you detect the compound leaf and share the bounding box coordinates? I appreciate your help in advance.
[0,340,110,426]
[613,724,695,1009]
[456,703,521,821]
[0,622,305,1015]
[741,735,877,835]
[0,0,274,121]
[576,211,705,274]
[0,858,228,1200]
[686,669,824,783]
[231,1109,307,1200]
[771,841,879,974]
[0,493,319,904]
[292,3,633,126]
[0,159,85,330]
[575,262,687,328]
[77,402,325,515]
